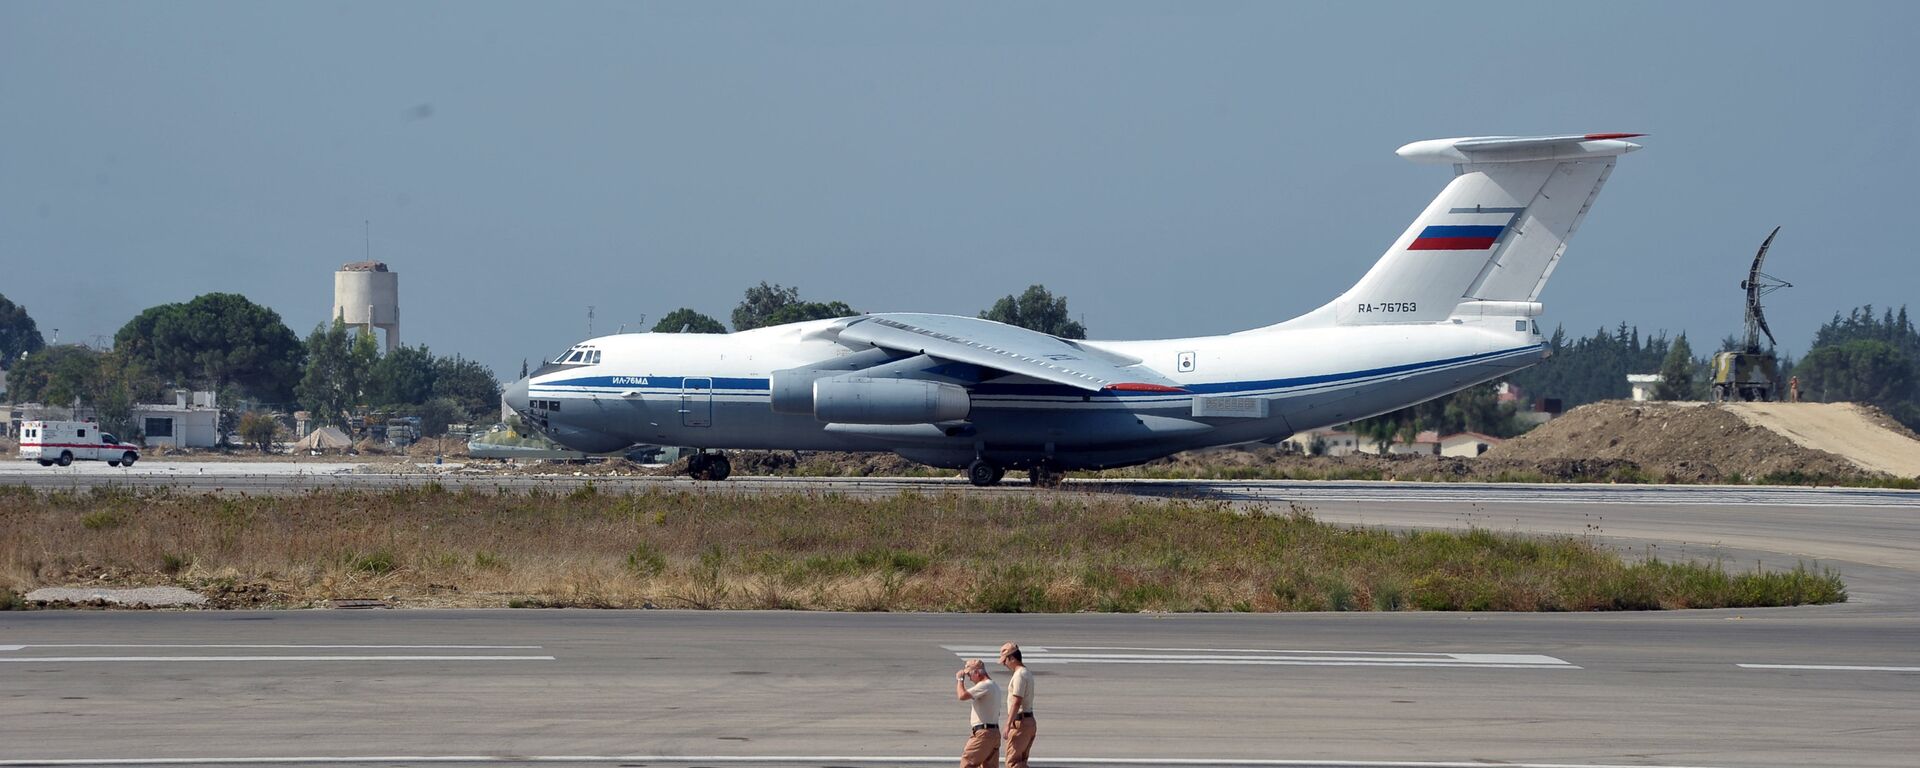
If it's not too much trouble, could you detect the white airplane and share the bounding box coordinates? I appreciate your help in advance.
[506,132,1644,485]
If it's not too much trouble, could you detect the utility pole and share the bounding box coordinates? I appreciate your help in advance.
[587,305,595,336]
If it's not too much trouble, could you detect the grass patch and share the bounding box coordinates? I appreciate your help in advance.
[1749,470,1920,489]
[349,550,399,575]
[0,487,1847,612]
[81,510,126,531]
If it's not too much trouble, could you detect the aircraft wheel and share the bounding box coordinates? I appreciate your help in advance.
[1028,464,1064,488]
[109,461,121,467]
[122,452,138,467]
[967,459,1003,487]
[686,452,710,480]
[57,451,73,467]
[705,453,731,481]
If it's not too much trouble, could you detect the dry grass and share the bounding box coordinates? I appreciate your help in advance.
[0,484,1844,612]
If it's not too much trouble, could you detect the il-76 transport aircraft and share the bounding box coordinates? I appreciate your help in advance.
[506,133,1644,485]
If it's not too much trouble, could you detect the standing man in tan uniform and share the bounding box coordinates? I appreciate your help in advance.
[999,642,1037,768]
[954,659,1001,768]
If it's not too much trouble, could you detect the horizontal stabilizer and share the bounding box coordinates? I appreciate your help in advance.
[1398,133,1644,165]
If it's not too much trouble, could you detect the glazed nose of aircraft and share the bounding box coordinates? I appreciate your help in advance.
[504,376,530,415]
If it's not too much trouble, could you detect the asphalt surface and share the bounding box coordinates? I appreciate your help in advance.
[3,463,1917,768]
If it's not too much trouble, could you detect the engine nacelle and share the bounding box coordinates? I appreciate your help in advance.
[768,368,829,415]
[812,377,970,425]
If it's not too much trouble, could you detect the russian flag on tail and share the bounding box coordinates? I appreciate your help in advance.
[1409,224,1504,251]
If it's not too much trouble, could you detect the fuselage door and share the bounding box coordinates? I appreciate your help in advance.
[680,377,714,428]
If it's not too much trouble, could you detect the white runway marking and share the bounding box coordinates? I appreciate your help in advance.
[0,656,555,663]
[944,645,1578,669]
[1738,663,1920,672]
[0,756,1744,768]
[13,644,544,649]
[0,644,554,663]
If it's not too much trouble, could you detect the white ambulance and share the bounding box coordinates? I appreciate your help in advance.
[18,420,142,467]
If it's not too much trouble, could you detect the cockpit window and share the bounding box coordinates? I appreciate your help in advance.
[545,346,598,368]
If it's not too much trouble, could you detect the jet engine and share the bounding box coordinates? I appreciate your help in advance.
[810,377,970,425]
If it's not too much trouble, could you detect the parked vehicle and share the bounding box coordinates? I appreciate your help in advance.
[18,420,141,467]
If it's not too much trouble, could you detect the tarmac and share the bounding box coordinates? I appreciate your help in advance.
[2,463,1917,768]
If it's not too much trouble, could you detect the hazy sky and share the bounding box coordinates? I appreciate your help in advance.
[5,2,1917,379]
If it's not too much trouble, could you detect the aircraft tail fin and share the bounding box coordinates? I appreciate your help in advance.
[1266,133,1642,330]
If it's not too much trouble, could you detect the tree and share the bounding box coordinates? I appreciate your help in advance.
[1654,334,1697,401]
[237,411,281,453]
[431,355,502,422]
[1797,305,1920,429]
[1793,340,1915,411]
[114,293,305,401]
[731,282,802,331]
[7,345,102,406]
[367,344,438,407]
[652,308,727,334]
[88,351,160,437]
[764,300,856,326]
[1506,323,1673,408]
[0,293,46,369]
[980,285,1087,339]
[416,397,464,438]
[5,346,156,435]
[296,321,370,427]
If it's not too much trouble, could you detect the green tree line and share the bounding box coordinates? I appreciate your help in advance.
[653,282,1087,337]
[2,292,500,440]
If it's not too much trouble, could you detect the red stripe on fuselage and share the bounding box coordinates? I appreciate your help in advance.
[1408,237,1497,250]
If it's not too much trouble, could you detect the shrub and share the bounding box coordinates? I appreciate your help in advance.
[350,550,398,575]
[81,510,125,530]
[625,542,667,577]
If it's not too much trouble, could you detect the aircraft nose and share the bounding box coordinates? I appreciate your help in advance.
[504,376,530,414]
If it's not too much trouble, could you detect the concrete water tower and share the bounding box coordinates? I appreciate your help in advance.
[333,261,400,352]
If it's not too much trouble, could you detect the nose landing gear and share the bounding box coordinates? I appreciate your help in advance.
[687,451,732,481]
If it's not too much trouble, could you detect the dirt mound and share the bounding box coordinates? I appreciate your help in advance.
[1485,401,1878,482]
[1723,402,1920,478]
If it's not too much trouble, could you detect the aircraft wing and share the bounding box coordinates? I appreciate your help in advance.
[835,313,1183,393]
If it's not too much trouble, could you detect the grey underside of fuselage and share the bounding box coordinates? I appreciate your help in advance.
[545,352,1537,470]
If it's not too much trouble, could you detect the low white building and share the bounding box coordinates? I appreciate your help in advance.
[1282,427,1362,457]
[1439,431,1503,457]
[1626,373,1662,402]
[131,390,220,449]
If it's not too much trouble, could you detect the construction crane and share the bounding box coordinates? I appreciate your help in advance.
[1710,227,1793,401]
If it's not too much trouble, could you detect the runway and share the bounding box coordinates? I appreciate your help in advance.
[3,463,1917,767]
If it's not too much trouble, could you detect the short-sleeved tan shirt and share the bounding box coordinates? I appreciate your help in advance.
[966,678,1002,727]
[1006,667,1035,714]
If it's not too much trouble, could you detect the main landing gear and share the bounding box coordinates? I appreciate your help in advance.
[966,459,1063,488]
[687,451,732,481]
[1028,463,1065,488]
[967,459,1006,487]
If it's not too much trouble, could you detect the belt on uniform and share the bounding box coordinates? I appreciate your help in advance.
[1015,712,1035,719]
[972,723,998,733]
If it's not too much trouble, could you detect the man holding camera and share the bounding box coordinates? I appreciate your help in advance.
[954,658,1002,768]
